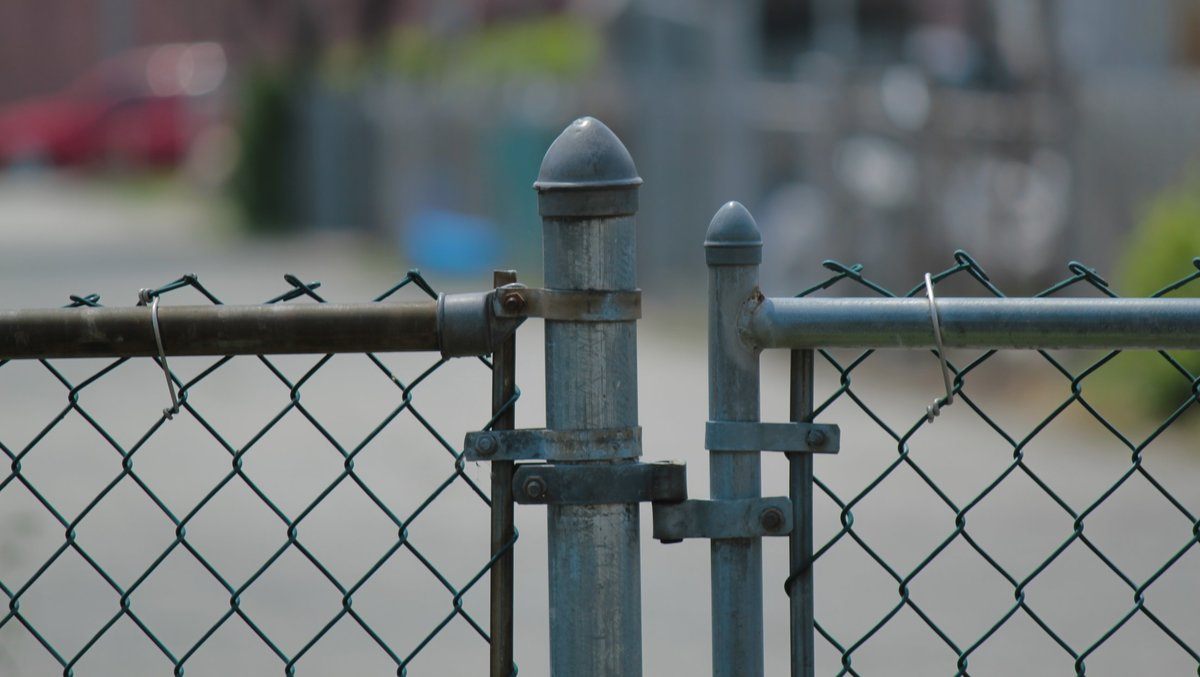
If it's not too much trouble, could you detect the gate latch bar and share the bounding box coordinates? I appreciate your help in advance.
[513,461,686,505]
[464,427,641,462]
[652,497,793,543]
[705,421,840,453]
[493,284,641,322]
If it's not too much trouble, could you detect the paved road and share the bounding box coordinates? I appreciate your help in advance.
[1,177,1197,675]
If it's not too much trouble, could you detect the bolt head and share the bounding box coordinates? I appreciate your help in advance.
[523,476,546,500]
[502,292,526,313]
[805,428,827,448]
[475,433,497,456]
[760,507,785,532]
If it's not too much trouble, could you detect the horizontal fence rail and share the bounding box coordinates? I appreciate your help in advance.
[746,297,1200,350]
[0,303,441,359]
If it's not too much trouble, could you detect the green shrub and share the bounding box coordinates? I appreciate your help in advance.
[1110,173,1200,417]
[228,69,300,233]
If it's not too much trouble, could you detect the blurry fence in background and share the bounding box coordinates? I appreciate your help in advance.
[0,271,518,676]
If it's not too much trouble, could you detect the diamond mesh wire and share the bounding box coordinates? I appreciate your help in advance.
[793,252,1200,676]
[0,271,518,676]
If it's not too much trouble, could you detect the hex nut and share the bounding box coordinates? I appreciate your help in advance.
[805,428,827,449]
[475,433,497,456]
[502,292,526,314]
[523,476,546,500]
[759,507,785,532]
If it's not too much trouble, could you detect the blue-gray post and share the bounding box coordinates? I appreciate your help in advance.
[704,201,764,676]
[790,349,816,677]
[534,117,643,676]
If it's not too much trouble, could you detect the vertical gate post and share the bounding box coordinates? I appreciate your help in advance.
[789,349,816,677]
[534,117,644,676]
[704,201,765,676]
[490,270,518,677]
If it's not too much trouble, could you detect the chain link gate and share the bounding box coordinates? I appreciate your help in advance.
[0,270,527,675]
[3,116,1200,676]
[696,201,1200,676]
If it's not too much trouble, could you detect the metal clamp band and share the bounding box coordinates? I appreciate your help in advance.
[513,461,686,505]
[493,285,641,322]
[652,497,792,542]
[705,421,839,453]
[464,427,642,462]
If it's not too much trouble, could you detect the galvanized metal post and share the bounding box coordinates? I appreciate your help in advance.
[490,270,518,677]
[789,349,816,677]
[704,201,764,676]
[534,117,643,676]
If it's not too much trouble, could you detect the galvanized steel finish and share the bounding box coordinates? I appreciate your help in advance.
[536,117,644,676]
[746,297,1200,350]
[706,201,767,677]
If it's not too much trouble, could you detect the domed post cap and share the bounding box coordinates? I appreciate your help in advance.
[534,117,642,218]
[704,201,763,266]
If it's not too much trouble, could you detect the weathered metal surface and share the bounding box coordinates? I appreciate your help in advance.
[652,497,792,542]
[513,462,686,506]
[0,302,442,359]
[788,350,816,677]
[746,297,1200,350]
[706,200,765,677]
[536,116,644,676]
[464,427,642,462]
[705,421,840,454]
[438,291,524,358]
[490,271,518,677]
[492,285,642,322]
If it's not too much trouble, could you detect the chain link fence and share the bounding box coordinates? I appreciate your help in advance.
[0,272,516,676]
[791,252,1200,675]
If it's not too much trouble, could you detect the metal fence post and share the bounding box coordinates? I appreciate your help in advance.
[789,349,816,677]
[704,201,764,676]
[490,270,518,677]
[534,117,644,676]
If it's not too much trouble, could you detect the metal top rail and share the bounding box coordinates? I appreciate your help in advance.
[0,301,444,359]
[746,297,1200,350]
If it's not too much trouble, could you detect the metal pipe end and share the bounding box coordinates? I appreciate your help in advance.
[704,201,762,266]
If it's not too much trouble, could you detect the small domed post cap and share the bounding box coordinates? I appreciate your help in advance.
[704,201,763,266]
[534,117,642,218]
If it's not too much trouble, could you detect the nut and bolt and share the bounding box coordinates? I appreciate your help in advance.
[501,292,526,314]
[523,476,547,500]
[474,433,497,457]
[759,507,785,532]
[805,428,827,449]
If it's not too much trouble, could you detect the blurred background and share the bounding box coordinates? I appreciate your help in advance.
[1,0,1198,291]
[2,1,1200,675]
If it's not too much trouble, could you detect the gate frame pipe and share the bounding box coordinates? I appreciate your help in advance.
[745,297,1200,350]
[705,201,765,676]
[788,349,816,677]
[534,117,644,676]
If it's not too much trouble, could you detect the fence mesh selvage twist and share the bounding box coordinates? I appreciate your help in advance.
[791,251,1200,675]
[0,271,518,676]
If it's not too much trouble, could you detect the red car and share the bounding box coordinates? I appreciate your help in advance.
[0,42,226,168]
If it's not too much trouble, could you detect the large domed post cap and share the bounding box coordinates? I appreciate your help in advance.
[704,201,762,266]
[534,117,642,218]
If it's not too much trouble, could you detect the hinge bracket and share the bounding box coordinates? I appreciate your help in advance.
[653,497,793,543]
